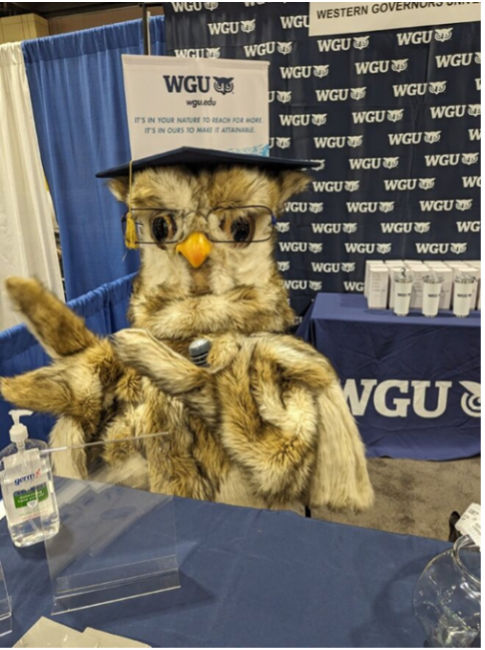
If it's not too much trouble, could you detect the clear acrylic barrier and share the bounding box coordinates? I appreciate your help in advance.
[40,434,180,615]
[0,562,12,637]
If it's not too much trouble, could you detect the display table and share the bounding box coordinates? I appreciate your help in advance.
[297,293,480,461]
[0,495,447,648]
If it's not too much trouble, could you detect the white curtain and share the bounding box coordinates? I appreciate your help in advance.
[0,42,64,331]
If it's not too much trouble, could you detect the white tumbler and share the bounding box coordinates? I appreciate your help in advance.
[393,268,414,317]
[422,273,443,318]
[453,273,475,318]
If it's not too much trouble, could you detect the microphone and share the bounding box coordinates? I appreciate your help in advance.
[188,338,212,367]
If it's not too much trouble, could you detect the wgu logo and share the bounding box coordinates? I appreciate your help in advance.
[434,28,454,42]
[353,36,370,49]
[172,2,213,12]
[280,114,310,127]
[244,42,293,57]
[206,47,221,59]
[353,109,403,124]
[309,202,324,214]
[456,221,481,233]
[313,181,360,193]
[420,199,473,212]
[317,35,369,51]
[344,242,392,254]
[436,53,478,68]
[343,378,478,420]
[314,136,364,149]
[279,242,309,253]
[311,222,358,234]
[280,65,330,79]
[314,65,330,78]
[280,15,309,29]
[213,77,234,95]
[462,176,481,189]
[308,243,324,254]
[397,27,453,45]
[344,281,365,292]
[459,382,480,418]
[316,87,366,102]
[269,90,292,104]
[389,131,441,145]
[278,91,292,103]
[427,153,479,167]
[277,42,293,54]
[381,222,431,234]
[462,153,479,165]
[279,113,328,128]
[415,243,468,255]
[312,114,328,126]
[284,280,311,291]
[277,261,291,272]
[274,137,291,150]
[393,81,447,97]
[174,47,221,58]
[163,74,233,95]
[312,262,356,273]
[275,221,290,233]
[278,242,321,256]
[431,104,481,119]
[355,59,408,74]
[347,202,394,214]
[207,20,256,35]
[384,178,435,192]
[350,157,399,170]
[387,109,404,122]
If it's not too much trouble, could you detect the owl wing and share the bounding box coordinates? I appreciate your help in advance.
[114,330,374,510]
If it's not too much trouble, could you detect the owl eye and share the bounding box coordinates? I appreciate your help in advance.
[150,214,177,243]
[231,217,252,243]
[215,209,258,246]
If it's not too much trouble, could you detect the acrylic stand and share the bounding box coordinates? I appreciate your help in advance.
[41,434,180,615]
[0,563,12,637]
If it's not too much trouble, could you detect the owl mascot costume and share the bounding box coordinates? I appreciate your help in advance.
[1,147,373,513]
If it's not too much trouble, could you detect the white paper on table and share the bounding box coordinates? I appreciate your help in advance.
[14,617,99,648]
[84,628,151,648]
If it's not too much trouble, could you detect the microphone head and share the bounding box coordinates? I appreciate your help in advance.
[188,338,212,367]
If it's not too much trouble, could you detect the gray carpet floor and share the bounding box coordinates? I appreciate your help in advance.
[312,456,481,541]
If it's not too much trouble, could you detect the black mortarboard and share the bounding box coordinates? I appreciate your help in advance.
[96,146,318,178]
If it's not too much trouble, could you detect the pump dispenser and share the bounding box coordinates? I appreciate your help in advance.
[0,411,59,547]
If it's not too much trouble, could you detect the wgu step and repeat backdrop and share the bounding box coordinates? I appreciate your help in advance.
[163,2,481,317]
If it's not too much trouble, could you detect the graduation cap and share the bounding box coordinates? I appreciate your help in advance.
[97,146,318,250]
[96,145,319,178]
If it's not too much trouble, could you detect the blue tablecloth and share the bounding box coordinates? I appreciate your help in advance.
[297,293,481,461]
[0,495,447,648]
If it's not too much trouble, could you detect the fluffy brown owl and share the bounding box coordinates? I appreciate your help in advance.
[1,150,373,512]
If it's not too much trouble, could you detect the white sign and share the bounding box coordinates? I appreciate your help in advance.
[456,503,481,548]
[309,2,481,37]
[122,55,270,159]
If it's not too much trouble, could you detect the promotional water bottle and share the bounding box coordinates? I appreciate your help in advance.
[393,267,414,316]
[422,273,443,318]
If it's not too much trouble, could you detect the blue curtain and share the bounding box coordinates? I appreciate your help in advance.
[22,18,165,300]
[0,274,135,450]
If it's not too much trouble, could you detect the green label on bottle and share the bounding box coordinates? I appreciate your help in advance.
[13,483,48,509]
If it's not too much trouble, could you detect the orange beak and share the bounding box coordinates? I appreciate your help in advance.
[175,232,213,268]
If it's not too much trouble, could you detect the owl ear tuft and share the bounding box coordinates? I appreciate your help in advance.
[108,177,130,204]
[277,170,312,213]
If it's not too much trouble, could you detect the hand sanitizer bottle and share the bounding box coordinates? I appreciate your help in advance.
[0,410,59,547]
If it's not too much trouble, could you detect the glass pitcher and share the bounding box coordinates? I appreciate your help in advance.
[414,535,481,647]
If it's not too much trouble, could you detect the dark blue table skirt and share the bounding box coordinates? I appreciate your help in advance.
[0,496,447,648]
[297,293,480,461]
